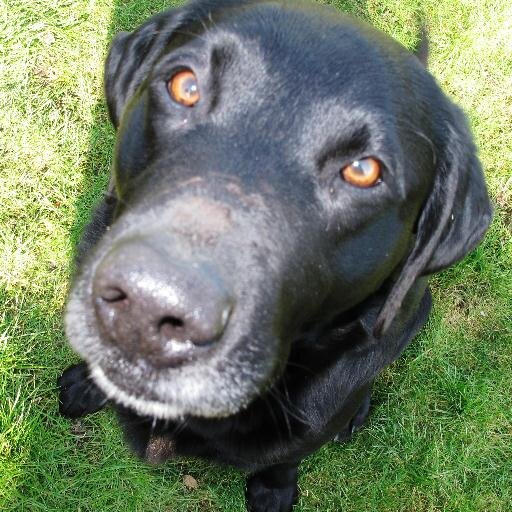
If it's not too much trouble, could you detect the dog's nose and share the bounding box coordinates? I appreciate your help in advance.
[91,241,234,368]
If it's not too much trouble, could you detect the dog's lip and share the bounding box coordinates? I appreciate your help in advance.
[89,364,191,419]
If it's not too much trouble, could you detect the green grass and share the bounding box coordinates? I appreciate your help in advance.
[1,0,511,510]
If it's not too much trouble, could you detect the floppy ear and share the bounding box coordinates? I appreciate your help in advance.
[104,9,188,128]
[374,106,493,336]
[104,0,252,127]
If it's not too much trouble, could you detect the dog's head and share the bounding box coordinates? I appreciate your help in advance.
[66,0,491,419]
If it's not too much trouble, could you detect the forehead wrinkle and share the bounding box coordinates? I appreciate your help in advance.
[291,98,392,167]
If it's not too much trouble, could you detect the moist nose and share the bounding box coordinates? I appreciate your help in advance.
[91,241,233,368]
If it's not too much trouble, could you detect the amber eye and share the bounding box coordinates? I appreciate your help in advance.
[341,158,382,188]
[168,69,200,107]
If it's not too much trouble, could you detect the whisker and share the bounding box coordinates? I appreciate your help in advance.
[268,389,292,439]
[262,394,284,441]
[270,384,312,429]
[285,360,315,376]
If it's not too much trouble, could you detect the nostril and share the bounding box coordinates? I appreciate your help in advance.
[221,305,232,329]
[159,316,185,330]
[159,316,185,328]
[100,287,128,304]
[159,316,186,341]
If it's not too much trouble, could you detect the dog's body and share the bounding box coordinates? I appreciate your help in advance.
[58,1,492,510]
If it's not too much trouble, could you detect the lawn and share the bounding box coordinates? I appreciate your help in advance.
[0,0,511,510]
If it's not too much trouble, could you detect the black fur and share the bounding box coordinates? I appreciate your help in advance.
[59,1,492,510]
[58,363,107,418]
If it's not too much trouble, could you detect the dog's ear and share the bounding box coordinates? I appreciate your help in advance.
[374,106,493,337]
[104,9,187,128]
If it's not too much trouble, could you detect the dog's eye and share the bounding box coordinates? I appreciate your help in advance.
[341,158,382,188]
[168,69,200,107]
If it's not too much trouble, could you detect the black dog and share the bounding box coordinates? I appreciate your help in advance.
[58,0,492,510]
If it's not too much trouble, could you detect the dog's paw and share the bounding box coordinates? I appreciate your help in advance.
[245,471,298,512]
[58,363,108,418]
